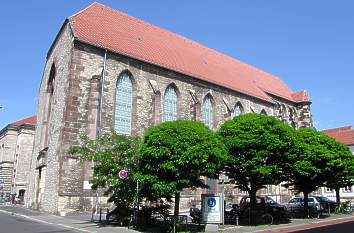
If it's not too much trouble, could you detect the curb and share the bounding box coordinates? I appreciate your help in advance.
[253,215,354,233]
[0,208,91,232]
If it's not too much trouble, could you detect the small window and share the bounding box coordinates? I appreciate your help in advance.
[343,186,352,192]
[202,95,213,129]
[325,187,333,192]
[163,85,178,122]
[231,103,243,117]
[260,109,267,115]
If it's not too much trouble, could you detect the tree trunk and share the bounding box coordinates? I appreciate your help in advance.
[335,187,341,204]
[174,192,180,217]
[303,192,309,218]
[249,189,257,225]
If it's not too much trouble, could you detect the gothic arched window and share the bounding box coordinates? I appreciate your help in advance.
[202,95,213,129]
[231,103,243,118]
[260,109,267,115]
[163,85,178,122]
[115,73,133,135]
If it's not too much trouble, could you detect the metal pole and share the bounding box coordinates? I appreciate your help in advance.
[221,179,225,225]
[135,180,139,227]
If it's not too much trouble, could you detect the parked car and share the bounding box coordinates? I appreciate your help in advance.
[286,197,322,217]
[238,196,289,224]
[311,195,338,213]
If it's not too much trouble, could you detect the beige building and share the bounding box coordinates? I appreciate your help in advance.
[320,126,354,201]
[28,3,312,215]
[0,116,36,202]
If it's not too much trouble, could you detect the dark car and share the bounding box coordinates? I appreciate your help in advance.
[311,195,338,213]
[238,196,289,224]
[286,197,323,218]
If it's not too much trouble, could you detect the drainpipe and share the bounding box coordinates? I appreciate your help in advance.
[97,49,107,137]
[92,49,107,220]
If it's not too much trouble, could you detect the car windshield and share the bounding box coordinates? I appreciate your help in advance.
[265,197,277,205]
[308,198,315,202]
[319,196,330,201]
[243,197,262,204]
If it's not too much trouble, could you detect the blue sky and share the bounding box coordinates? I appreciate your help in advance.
[0,0,353,130]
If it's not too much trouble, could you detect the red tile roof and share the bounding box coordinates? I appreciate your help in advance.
[13,116,37,126]
[322,126,354,146]
[291,90,311,103]
[69,3,310,104]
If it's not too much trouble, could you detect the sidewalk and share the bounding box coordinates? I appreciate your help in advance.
[220,214,354,233]
[1,204,353,232]
[0,204,139,233]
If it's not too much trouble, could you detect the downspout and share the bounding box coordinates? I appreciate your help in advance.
[97,49,107,138]
[93,49,107,219]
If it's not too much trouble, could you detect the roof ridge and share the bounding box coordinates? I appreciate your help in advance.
[69,2,102,18]
[12,115,37,126]
[322,125,352,132]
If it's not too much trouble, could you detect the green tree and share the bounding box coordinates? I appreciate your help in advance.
[68,132,141,214]
[324,140,354,204]
[218,113,295,216]
[138,120,227,217]
[284,128,343,217]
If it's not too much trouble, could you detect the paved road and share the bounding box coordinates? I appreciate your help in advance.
[295,220,354,233]
[0,211,78,233]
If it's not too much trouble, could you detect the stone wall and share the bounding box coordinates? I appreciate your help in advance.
[13,127,35,198]
[0,127,18,195]
[27,22,74,213]
[30,28,312,214]
[71,43,280,140]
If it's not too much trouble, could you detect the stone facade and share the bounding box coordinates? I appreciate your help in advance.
[0,117,35,202]
[28,11,313,215]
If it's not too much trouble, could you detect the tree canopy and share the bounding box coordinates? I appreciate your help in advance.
[138,120,227,216]
[68,132,141,210]
[218,113,296,208]
[323,137,354,203]
[283,128,351,215]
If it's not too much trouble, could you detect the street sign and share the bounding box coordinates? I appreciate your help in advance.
[118,169,128,179]
[201,194,222,224]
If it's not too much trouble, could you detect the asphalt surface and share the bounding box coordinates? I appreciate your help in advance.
[295,220,354,233]
[0,211,78,233]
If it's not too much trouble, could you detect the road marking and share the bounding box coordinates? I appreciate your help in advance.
[0,209,93,233]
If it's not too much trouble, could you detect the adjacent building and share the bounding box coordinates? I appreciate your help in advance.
[321,126,354,201]
[27,3,312,215]
[0,116,36,202]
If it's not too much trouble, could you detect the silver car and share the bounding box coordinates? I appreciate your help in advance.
[286,197,322,217]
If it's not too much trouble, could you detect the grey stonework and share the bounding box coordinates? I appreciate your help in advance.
[28,23,74,213]
[28,22,312,215]
[0,124,35,201]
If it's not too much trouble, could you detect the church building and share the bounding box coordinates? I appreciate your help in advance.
[28,3,312,215]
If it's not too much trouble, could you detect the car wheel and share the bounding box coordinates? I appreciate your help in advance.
[261,213,273,225]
